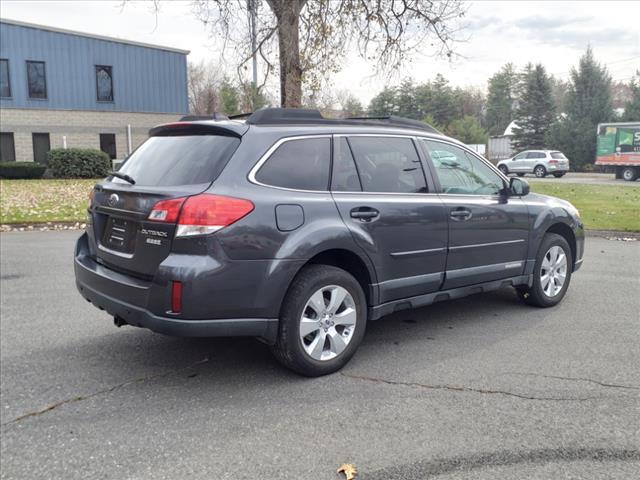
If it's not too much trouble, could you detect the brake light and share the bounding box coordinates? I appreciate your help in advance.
[548,159,558,164]
[149,197,186,223]
[148,194,254,237]
[176,194,254,237]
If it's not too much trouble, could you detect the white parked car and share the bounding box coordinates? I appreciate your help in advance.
[497,150,570,178]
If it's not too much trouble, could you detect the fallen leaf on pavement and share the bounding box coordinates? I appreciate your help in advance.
[337,463,358,479]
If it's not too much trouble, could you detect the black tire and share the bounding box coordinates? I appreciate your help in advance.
[553,173,565,178]
[622,167,638,182]
[534,165,547,178]
[498,165,509,175]
[270,265,367,376]
[518,233,573,308]
[517,173,525,177]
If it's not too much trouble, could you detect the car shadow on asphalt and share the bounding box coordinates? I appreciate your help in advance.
[68,287,542,387]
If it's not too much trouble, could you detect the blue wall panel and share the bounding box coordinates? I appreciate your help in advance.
[0,21,188,113]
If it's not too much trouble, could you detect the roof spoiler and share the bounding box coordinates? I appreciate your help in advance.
[149,121,248,138]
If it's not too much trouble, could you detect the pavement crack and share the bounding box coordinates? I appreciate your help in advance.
[1,357,210,427]
[341,373,600,401]
[503,372,640,390]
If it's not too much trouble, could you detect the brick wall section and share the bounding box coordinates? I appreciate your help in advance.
[0,108,183,162]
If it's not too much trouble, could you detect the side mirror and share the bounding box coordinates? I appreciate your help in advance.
[509,177,530,196]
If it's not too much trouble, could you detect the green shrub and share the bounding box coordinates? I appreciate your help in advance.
[0,162,47,179]
[48,148,111,178]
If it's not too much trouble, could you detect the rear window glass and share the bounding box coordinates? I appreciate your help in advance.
[551,152,567,159]
[255,137,330,191]
[113,135,240,186]
[348,136,427,193]
[332,137,361,192]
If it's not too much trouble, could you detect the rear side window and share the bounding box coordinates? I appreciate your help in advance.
[348,137,427,193]
[115,135,240,186]
[551,152,567,159]
[332,137,361,192]
[527,152,546,159]
[255,137,330,191]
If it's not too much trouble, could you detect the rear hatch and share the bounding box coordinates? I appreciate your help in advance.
[550,151,570,169]
[88,123,244,278]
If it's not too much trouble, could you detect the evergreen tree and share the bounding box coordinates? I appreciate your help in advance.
[622,71,640,121]
[547,47,614,170]
[486,64,517,136]
[512,63,555,151]
[219,81,240,115]
[367,87,399,116]
[430,74,457,126]
[446,116,488,144]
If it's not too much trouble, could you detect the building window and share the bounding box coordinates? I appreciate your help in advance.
[100,133,117,159]
[32,133,51,165]
[26,61,47,99]
[0,59,11,98]
[96,65,113,102]
[0,133,16,162]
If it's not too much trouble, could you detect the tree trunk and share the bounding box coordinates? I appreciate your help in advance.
[267,0,303,107]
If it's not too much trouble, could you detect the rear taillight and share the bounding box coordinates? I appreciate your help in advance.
[149,197,186,223]
[148,194,254,237]
[548,159,558,164]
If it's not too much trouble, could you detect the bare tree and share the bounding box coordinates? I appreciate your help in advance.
[188,61,222,114]
[335,89,364,117]
[147,1,466,108]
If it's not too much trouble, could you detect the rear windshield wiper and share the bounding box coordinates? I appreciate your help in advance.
[109,171,136,185]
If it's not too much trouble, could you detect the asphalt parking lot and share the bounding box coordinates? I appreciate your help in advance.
[1,231,639,479]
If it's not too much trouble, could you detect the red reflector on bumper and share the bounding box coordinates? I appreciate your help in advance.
[171,281,182,313]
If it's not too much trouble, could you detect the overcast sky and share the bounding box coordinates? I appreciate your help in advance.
[2,0,639,104]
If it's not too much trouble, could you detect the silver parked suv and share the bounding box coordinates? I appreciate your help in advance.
[497,150,570,178]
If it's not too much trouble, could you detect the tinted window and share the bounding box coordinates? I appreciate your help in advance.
[0,132,16,162]
[514,152,528,160]
[32,133,50,165]
[0,59,10,98]
[256,137,330,191]
[26,61,46,99]
[96,65,113,102]
[332,137,361,191]
[422,140,504,195]
[100,133,117,159]
[348,137,427,193]
[115,135,240,187]
[527,152,545,159]
[551,152,567,159]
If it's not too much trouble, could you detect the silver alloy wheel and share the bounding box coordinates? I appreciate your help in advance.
[540,245,568,297]
[299,285,357,361]
[535,166,546,177]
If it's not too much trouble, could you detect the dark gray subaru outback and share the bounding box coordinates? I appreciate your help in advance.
[75,108,584,376]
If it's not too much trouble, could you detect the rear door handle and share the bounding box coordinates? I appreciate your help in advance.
[350,207,380,221]
[450,208,472,221]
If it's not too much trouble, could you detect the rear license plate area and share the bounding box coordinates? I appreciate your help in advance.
[102,217,137,253]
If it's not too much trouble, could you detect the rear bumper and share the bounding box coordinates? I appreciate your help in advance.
[74,233,280,342]
[546,164,569,172]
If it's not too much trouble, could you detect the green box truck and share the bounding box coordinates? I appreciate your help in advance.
[596,122,640,181]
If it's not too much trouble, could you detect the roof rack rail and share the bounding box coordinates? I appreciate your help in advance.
[179,112,229,122]
[347,115,440,134]
[244,108,440,134]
